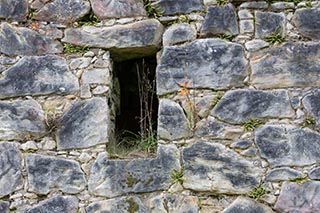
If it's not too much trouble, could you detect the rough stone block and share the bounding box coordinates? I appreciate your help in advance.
[275,181,320,212]
[0,142,22,198]
[211,89,294,124]
[302,90,320,123]
[255,11,285,38]
[155,0,202,15]
[156,39,248,95]
[0,201,9,213]
[293,8,320,40]
[255,125,320,167]
[57,97,110,149]
[81,68,111,84]
[222,197,274,213]
[309,167,320,180]
[88,145,180,197]
[163,23,197,46]
[0,55,79,99]
[0,23,62,56]
[265,167,301,182]
[25,196,79,213]
[90,0,146,19]
[33,0,90,24]
[250,42,320,89]
[62,19,164,61]
[182,142,263,194]
[0,0,28,21]
[245,39,269,51]
[240,20,254,34]
[201,4,239,36]
[26,154,87,194]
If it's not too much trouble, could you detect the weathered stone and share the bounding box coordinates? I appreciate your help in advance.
[163,23,197,46]
[62,20,163,60]
[222,197,274,213]
[155,0,202,15]
[0,99,46,141]
[211,89,294,124]
[240,147,257,157]
[238,9,253,19]
[265,167,301,182]
[275,181,320,212]
[69,57,91,70]
[0,201,9,213]
[255,125,320,167]
[88,145,180,197]
[158,99,191,140]
[201,4,239,36]
[0,23,62,56]
[293,8,320,40]
[271,2,294,10]
[239,1,267,9]
[0,142,22,198]
[309,167,320,180]
[26,154,86,194]
[302,90,320,122]
[250,42,320,89]
[0,0,28,20]
[57,97,109,149]
[183,142,263,194]
[245,39,269,51]
[86,196,147,213]
[149,193,199,213]
[156,39,248,95]
[21,141,38,152]
[25,196,79,213]
[230,140,252,150]
[81,68,111,84]
[33,0,90,24]
[255,11,285,38]
[90,0,146,19]
[240,20,254,34]
[0,55,79,99]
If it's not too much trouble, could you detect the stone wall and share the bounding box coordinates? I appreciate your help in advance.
[0,0,320,212]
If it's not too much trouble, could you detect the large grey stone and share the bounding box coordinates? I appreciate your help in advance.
[293,8,320,40]
[156,39,248,95]
[250,41,320,89]
[0,23,62,56]
[155,0,202,15]
[90,0,146,19]
[26,154,86,194]
[222,197,274,213]
[255,11,285,38]
[57,97,109,150]
[182,142,263,194]
[275,181,320,212]
[33,0,90,24]
[158,99,190,140]
[25,196,79,213]
[0,201,9,213]
[163,23,197,46]
[309,167,320,180]
[0,99,46,141]
[0,0,28,20]
[62,20,163,61]
[201,4,239,36]
[302,90,320,122]
[211,89,294,124]
[0,142,22,198]
[0,55,79,99]
[255,125,320,167]
[265,167,301,182]
[88,145,180,197]
[86,196,148,213]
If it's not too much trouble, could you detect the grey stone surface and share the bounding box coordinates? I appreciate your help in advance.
[293,8,320,40]
[90,0,146,19]
[245,39,269,51]
[250,42,320,89]
[238,9,253,19]
[81,67,111,84]
[26,154,86,194]
[149,193,199,213]
[88,145,180,197]
[62,20,163,60]
[25,196,79,213]
[309,167,320,180]
[271,2,294,10]
[201,4,239,36]
[163,23,197,46]
[211,89,294,124]
[33,0,90,24]
[240,20,254,34]
[0,201,9,213]
[265,167,301,182]
[230,140,252,150]
[57,97,109,149]
[183,142,263,194]
[0,99,46,141]
[255,125,320,167]
[156,39,248,95]
[0,55,79,99]
[222,197,274,213]
[302,90,320,122]
[0,0,28,20]
[0,142,22,198]
[86,196,148,213]
[158,99,191,140]
[275,181,320,212]
[239,1,267,9]
[155,0,202,15]
[255,11,285,38]
[0,23,62,56]
[240,147,257,157]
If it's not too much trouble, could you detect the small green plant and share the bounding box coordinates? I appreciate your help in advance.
[242,118,264,131]
[211,92,224,107]
[63,43,90,54]
[289,175,308,184]
[144,0,164,19]
[265,31,286,45]
[305,0,313,8]
[126,198,139,213]
[217,0,227,6]
[302,114,316,129]
[44,108,60,137]
[171,168,185,184]
[248,185,267,200]
[218,34,235,42]
[77,10,99,26]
